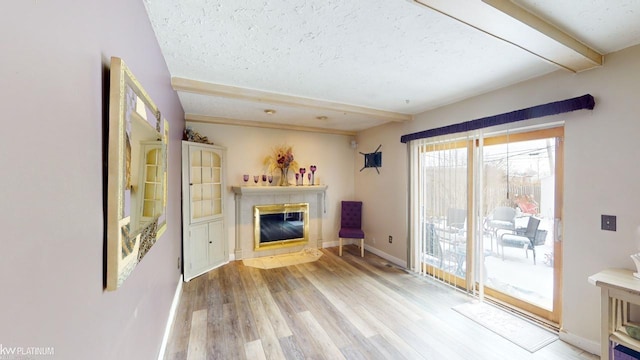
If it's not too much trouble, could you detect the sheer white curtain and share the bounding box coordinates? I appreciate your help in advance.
[408,133,480,289]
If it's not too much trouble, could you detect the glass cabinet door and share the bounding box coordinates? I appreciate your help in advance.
[189,148,222,224]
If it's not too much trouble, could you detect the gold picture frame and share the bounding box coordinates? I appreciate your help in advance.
[106,57,168,290]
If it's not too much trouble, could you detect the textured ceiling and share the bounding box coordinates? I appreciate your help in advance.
[143,0,640,133]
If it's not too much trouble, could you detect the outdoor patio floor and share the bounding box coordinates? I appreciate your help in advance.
[482,227,554,310]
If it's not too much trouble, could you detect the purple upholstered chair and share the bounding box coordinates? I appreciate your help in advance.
[338,201,364,257]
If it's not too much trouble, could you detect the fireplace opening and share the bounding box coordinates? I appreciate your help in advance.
[254,203,309,251]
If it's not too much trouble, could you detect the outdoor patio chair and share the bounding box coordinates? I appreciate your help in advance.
[423,223,463,275]
[486,206,516,252]
[499,216,542,264]
[446,208,467,232]
[434,208,467,245]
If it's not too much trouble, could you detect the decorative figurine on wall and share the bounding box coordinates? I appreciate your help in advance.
[360,144,382,174]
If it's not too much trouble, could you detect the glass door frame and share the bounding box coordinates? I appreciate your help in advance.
[416,126,563,324]
[477,126,563,324]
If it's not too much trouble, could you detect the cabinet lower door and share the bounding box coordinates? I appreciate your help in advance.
[185,219,226,281]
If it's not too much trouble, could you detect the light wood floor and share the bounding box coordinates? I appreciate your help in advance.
[164,246,599,360]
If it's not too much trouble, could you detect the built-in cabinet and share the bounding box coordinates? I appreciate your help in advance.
[182,141,227,281]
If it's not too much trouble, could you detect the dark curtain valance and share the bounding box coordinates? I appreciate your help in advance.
[400,94,594,143]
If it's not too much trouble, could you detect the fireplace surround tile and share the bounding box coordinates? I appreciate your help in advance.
[231,186,327,259]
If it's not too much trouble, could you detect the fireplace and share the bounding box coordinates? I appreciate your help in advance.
[254,203,309,251]
[232,185,327,259]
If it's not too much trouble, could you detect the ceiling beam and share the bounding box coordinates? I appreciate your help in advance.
[172,77,412,122]
[411,0,603,72]
[185,113,357,136]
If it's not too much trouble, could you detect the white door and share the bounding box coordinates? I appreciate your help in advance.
[182,142,227,281]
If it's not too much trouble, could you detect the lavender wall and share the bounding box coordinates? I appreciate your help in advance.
[0,1,184,358]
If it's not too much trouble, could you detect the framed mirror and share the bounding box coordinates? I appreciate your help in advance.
[106,57,168,291]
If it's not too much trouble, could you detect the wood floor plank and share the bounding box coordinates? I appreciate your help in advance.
[247,267,293,338]
[350,304,426,360]
[164,248,600,360]
[278,336,306,360]
[220,302,245,360]
[297,311,346,360]
[186,309,207,360]
[238,264,287,360]
[296,263,378,338]
[244,339,267,360]
[227,262,260,343]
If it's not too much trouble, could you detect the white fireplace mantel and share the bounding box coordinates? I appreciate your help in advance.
[231,185,328,259]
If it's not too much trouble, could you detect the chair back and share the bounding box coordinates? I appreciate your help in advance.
[524,217,541,239]
[447,208,466,230]
[341,201,362,229]
[493,206,516,222]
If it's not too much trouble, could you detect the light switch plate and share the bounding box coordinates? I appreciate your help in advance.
[601,215,616,231]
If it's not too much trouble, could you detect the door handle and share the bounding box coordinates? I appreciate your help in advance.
[554,218,562,242]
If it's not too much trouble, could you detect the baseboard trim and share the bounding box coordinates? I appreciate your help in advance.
[322,240,407,268]
[559,329,599,356]
[322,240,340,248]
[157,274,183,360]
[364,245,407,268]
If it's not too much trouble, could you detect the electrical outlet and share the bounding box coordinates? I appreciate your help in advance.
[388,235,393,243]
[601,215,616,231]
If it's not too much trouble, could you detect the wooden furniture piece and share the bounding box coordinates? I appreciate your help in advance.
[338,201,364,257]
[182,141,227,281]
[589,268,640,360]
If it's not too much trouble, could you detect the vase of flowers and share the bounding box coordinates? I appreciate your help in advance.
[264,145,298,186]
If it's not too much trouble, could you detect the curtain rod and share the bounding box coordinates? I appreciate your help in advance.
[400,94,594,143]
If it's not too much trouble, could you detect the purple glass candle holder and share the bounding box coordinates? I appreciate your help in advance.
[310,165,317,185]
[299,168,306,185]
[295,173,300,185]
[243,174,249,184]
[268,175,273,184]
[307,173,312,185]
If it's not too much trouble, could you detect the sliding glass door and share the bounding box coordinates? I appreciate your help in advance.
[417,140,471,289]
[480,128,563,323]
[412,127,563,324]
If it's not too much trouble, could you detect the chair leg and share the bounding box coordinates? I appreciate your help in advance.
[532,247,536,265]
[528,241,536,264]
[360,238,364,257]
[339,238,343,256]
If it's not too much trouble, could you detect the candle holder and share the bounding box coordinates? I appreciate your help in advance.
[299,168,306,186]
[310,165,316,185]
